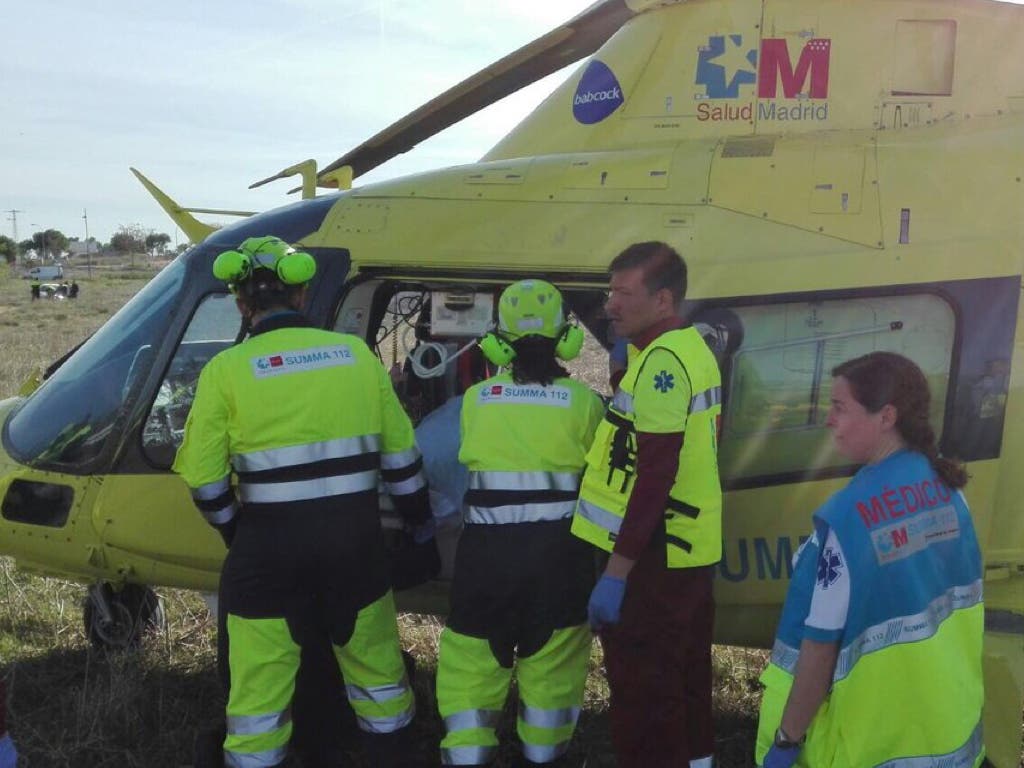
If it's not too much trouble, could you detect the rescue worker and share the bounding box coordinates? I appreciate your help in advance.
[757,352,984,768]
[436,280,605,766]
[571,241,722,768]
[174,236,431,768]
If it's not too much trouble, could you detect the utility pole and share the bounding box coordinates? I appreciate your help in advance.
[6,209,23,266]
[82,208,92,278]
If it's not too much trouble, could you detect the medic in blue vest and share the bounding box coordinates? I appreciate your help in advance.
[758,352,984,768]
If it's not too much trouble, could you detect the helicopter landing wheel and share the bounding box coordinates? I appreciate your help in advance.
[83,582,166,650]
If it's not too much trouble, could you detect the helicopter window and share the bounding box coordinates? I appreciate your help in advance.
[141,292,241,468]
[1,480,74,528]
[892,20,957,97]
[714,292,955,485]
[4,260,186,470]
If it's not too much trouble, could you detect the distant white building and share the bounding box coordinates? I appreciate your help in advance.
[67,240,98,258]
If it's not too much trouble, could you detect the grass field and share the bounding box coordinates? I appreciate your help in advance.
[0,263,765,767]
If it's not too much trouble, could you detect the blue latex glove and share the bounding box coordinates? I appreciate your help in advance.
[0,732,18,768]
[587,574,626,631]
[762,743,800,768]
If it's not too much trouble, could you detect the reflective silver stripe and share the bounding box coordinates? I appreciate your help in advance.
[469,471,581,492]
[381,446,421,470]
[346,678,410,704]
[873,720,983,768]
[611,390,633,414]
[521,741,570,763]
[518,702,580,729]
[193,476,230,500]
[690,757,713,768]
[238,471,379,503]
[444,708,502,732]
[770,579,984,679]
[227,709,291,736]
[205,502,237,525]
[769,638,801,674]
[833,579,983,682]
[689,386,721,414]
[232,435,381,472]
[356,707,414,734]
[575,498,623,535]
[466,500,577,525]
[224,744,288,768]
[384,470,427,496]
[442,745,498,766]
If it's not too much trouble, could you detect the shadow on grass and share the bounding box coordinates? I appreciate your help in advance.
[287,660,755,768]
[7,645,222,768]
[5,643,758,767]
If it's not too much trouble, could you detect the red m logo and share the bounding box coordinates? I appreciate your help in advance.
[757,38,831,98]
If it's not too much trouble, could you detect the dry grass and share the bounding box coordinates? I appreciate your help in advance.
[0,266,765,766]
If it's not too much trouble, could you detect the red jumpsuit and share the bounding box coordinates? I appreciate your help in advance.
[601,317,716,768]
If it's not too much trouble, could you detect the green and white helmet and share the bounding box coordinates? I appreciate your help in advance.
[497,279,566,339]
[212,235,316,288]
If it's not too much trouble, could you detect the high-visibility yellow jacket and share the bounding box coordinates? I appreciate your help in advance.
[459,374,605,525]
[173,319,425,526]
[572,326,722,567]
[756,451,984,768]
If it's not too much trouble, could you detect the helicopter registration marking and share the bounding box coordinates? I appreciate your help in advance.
[251,345,355,378]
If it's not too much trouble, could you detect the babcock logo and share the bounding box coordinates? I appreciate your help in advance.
[573,60,624,125]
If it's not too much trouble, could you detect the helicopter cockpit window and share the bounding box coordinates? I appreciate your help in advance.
[4,260,187,470]
[142,293,241,467]
[713,292,955,485]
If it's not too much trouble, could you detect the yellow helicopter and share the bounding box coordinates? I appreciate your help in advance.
[1,0,1022,762]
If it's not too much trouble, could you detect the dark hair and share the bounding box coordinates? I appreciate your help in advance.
[510,335,568,386]
[237,268,304,313]
[609,241,687,306]
[832,352,967,489]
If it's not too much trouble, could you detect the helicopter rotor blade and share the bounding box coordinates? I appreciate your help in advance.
[316,0,633,186]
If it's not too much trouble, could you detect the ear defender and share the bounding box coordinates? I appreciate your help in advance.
[275,250,316,285]
[555,324,584,361]
[478,332,516,367]
[212,249,251,286]
[214,237,317,288]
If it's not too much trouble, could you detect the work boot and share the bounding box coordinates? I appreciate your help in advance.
[192,722,226,768]
[363,726,417,768]
[512,755,569,768]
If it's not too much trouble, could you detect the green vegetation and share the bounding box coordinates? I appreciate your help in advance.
[0,268,764,766]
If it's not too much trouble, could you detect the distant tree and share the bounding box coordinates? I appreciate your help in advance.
[28,230,69,260]
[110,224,148,266]
[174,242,190,256]
[18,240,33,258]
[0,235,16,265]
[145,232,172,257]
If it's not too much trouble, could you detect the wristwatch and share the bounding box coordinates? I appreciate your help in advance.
[774,726,804,750]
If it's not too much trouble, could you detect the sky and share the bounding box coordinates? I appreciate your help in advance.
[1,0,596,245]
[6,0,1023,247]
